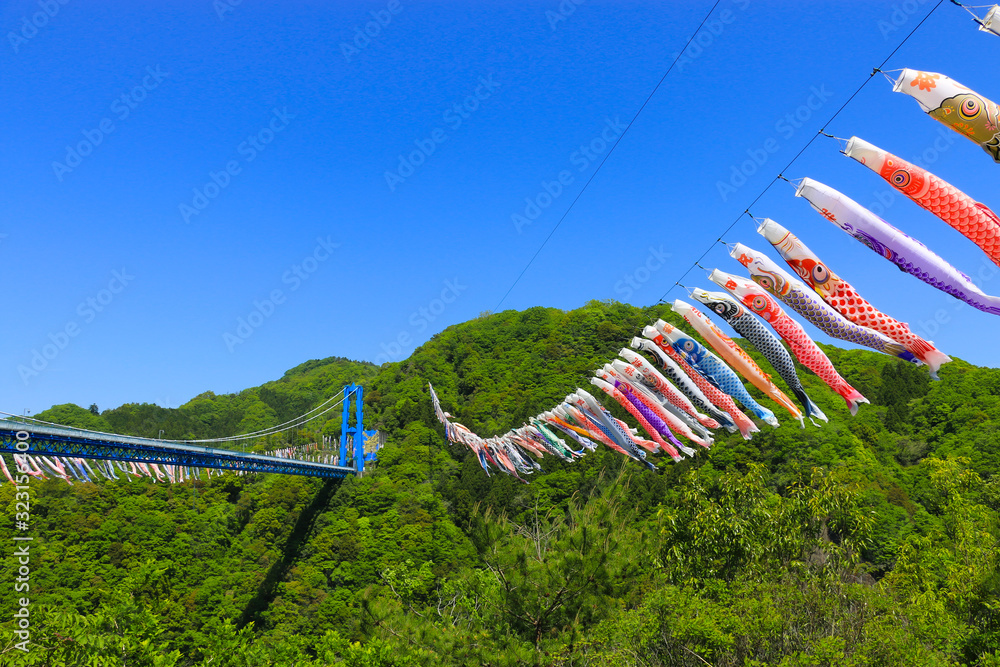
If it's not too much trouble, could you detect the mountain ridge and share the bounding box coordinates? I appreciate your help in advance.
[4,299,999,665]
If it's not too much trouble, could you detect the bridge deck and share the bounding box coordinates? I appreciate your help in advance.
[0,419,358,479]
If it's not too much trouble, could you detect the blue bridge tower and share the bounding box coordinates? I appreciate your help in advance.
[340,384,368,474]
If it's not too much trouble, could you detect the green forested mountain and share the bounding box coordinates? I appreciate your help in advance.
[2,301,999,665]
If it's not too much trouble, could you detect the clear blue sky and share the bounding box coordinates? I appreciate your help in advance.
[3,0,998,415]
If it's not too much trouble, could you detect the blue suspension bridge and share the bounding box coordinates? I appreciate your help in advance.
[0,384,381,480]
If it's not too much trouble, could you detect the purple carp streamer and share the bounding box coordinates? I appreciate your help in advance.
[591,376,684,461]
[570,389,657,468]
[893,69,1000,163]
[606,361,712,449]
[612,354,716,439]
[626,340,735,431]
[796,178,1000,316]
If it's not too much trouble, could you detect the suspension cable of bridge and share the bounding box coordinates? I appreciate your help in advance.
[184,386,359,443]
[0,385,359,446]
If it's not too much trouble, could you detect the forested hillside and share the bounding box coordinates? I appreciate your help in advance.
[2,301,999,666]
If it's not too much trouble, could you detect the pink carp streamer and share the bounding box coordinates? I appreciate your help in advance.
[711,269,869,415]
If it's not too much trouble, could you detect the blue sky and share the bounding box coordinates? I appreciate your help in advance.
[3,0,998,415]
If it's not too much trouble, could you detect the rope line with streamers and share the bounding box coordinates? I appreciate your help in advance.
[655,0,947,306]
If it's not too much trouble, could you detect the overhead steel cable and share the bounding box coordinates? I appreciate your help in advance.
[656,0,947,304]
[490,0,724,315]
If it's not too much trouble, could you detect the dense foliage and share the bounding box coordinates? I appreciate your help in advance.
[2,300,999,665]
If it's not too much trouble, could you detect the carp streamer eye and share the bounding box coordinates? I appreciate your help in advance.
[715,304,726,315]
[757,276,773,290]
[682,340,695,352]
[751,296,767,312]
[812,264,830,285]
[960,96,982,120]
[891,169,911,188]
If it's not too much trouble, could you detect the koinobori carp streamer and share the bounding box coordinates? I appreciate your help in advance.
[609,359,713,447]
[845,136,1000,267]
[757,217,952,378]
[893,69,1000,163]
[672,298,804,425]
[599,365,702,453]
[655,319,780,428]
[796,178,1000,316]
[625,341,734,432]
[690,287,828,424]
[730,240,916,363]
[642,324,760,439]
